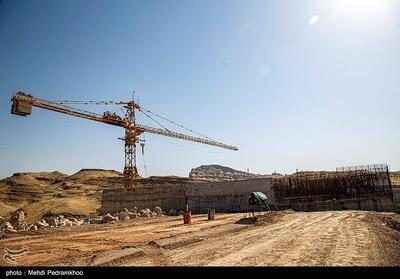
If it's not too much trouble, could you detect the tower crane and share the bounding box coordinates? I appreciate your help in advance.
[10,91,238,187]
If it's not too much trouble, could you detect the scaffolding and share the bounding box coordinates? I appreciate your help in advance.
[274,164,393,211]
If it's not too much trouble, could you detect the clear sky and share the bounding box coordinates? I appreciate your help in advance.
[0,0,399,179]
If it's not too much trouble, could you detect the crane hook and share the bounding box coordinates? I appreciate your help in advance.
[140,142,145,155]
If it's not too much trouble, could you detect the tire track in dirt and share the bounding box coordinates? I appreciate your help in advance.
[202,212,337,266]
[2,211,399,266]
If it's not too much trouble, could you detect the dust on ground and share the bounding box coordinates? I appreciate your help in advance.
[1,210,399,266]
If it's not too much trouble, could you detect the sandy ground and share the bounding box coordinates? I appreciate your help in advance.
[1,210,400,266]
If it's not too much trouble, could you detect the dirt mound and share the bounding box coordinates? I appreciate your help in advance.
[20,171,68,181]
[6,173,46,189]
[0,202,18,217]
[23,197,100,223]
[0,169,122,222]
[68,169,122,180]
[235,211,285,225]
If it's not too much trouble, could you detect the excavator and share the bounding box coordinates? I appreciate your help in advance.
[11,91,238,187]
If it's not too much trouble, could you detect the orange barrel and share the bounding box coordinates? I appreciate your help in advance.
[208,209,215,220]
[183,211,191,224]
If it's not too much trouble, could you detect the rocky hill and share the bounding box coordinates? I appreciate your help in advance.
[0,169,208,223]
[189,165,266,181]
[0,169,125,223]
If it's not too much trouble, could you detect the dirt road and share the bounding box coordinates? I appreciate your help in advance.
[1,211,399,266]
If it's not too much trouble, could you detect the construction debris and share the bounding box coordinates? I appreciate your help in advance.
[168,209,178,216]
[118,212,130,221]
[154,207,163,215]
[0,206,166,233]
[9,210,29,231]
[45,217,58,227]
[139,209,150,218]
[103,213,118,223]
[35,219,49,229]
[29,225,38,231]
[1,222,15,232]
[90,217,103,224]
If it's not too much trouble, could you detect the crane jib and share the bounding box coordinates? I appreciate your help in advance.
[10,91,238,185]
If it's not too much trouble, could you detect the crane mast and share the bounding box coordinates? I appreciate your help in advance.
[123,101,141,186]
[11,91,238,187]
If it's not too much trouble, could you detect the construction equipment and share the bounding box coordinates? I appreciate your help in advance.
[10,91,238,187]
[248,192,271,217]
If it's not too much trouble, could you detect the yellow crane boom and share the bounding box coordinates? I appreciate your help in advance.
[11,91,238,187]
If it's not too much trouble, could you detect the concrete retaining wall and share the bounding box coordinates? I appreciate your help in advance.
[283,197,395,212]
[100,178,275,214]
[186,178,275,214]
[393,188,400,211]
[100,178,397,214]
[100,184,186,214]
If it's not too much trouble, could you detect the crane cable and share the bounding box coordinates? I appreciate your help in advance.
[149,134,233,154]
[138,108,231,154]
[47,100,128,105]
[141,148,148,177]
[139,106,215,141]
[47,99,216,142]
[138,108,172,132]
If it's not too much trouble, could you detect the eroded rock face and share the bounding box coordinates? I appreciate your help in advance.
[189,165,263,181]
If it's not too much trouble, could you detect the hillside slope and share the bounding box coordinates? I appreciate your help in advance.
[0,169,124,222]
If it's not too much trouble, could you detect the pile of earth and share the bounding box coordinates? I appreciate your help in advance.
[0,169,124,223]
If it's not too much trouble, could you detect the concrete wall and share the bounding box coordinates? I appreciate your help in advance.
[100,184,186,214]
[100,178,275,214]
[284,197,395,212]
[186,178,274,214]
[393,188,400,211]
[100,178,397,214]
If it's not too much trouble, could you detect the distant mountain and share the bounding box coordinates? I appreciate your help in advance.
[189,165,265,181]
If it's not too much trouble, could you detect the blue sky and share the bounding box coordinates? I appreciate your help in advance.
[0,0,399,179]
